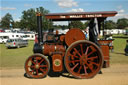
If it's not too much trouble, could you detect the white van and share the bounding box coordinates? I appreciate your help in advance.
[0,36,9,43]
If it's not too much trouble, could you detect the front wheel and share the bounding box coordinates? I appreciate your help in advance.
[25,53,50,78]
[65,40,103,79]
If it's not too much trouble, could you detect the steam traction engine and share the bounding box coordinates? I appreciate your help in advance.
[25,11,117,79]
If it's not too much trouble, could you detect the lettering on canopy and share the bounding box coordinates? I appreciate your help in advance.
[85,14,102,17]
[60,14,102,19]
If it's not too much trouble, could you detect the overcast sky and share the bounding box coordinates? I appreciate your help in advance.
[0,0,128,25]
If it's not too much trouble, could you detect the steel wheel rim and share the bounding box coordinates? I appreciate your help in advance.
[25,54,50,78]
[65,40,103,79]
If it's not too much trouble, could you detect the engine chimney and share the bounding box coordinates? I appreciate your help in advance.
[36,12,43,44]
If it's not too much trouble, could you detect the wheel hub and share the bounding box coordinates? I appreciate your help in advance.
[35,64,40,69]
[80,54,87,65]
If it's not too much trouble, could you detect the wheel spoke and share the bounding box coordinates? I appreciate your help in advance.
[90,62,99,67]
[71,55,74,60]
[90,46,96,52]
[71,63,79,71]
[69,60,80,64]
[83,65,88,75]
[30,59,36,65]
[87,56,98,61]
[73,48,82,58]
[36,69,38,75]
[85,47,89,55]
[69,53,79,58]
[27,65,35,68]
[80,44,83,55]
[40,65,47,68]
[77,66,82,74]
[36,57,39,64]
[87,50,96,57]
[39,59,45,64]
[73,52,79,58]
[87,46,97,56]
[86,63,94,72]
[40,68,45,73]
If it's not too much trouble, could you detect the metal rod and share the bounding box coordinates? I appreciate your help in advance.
[103,20,105,37]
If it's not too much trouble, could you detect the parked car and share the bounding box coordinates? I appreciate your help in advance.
[6,38,28,48]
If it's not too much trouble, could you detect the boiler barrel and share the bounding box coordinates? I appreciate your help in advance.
[43,44,65,55]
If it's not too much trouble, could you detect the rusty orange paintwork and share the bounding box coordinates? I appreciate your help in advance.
[43,44,65,55]
[52,54,63,72]
[60,35,65,42]
[65,28,85,46]
[98,40,113,67]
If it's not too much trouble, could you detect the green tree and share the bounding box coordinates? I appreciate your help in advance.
[13,21,20,28]
[84,21,89,28]
[117,18,128,29]
[53,25,68,29]
[70,21,85,29]
[0,13,14,29]
[20,8,36,30]
[20,7,52,31]
[104,20,117,29]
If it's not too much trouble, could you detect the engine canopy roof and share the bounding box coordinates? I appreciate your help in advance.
[45,11,117,21]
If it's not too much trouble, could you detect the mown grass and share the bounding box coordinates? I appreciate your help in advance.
[110,35,128,64]
[0,41,34,69]
[0,34,128,69]
[113,34,128,38]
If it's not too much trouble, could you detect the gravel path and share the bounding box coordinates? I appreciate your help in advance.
[0,64,128,85]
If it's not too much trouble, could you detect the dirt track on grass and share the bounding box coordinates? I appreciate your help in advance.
[0,64,128,85]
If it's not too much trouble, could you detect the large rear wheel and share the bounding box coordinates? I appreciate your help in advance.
[25,53,50,78]
[65,40,103,79]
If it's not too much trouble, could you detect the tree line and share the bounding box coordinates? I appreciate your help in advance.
[0,6,128,31]
[0,7,52,32]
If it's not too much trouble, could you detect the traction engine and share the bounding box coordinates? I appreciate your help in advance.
[25,11,117,79]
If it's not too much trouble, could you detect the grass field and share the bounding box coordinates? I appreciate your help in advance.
[0,34,128,69]
[0,41,34,69]
[110,36,128,64]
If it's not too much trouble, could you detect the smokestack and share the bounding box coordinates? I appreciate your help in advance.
[36,12,43,44]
